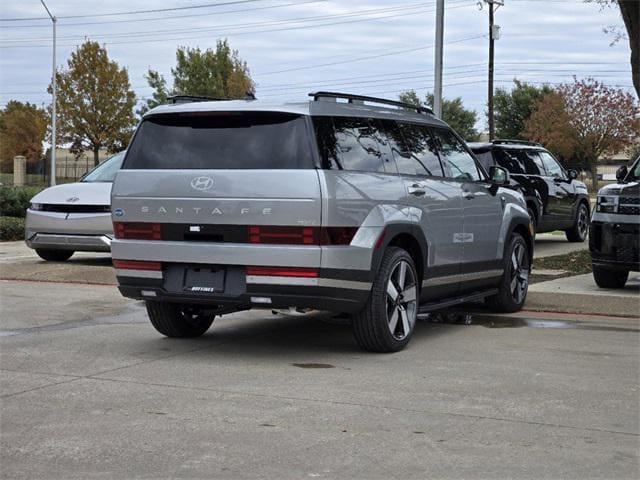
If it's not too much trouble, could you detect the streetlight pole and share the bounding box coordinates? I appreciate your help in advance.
[485,0,502,140]
[40,0,57,186]
[433,0,445,118]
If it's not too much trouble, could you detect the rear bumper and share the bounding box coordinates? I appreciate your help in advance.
[589,221,640,271]
[116,264,371,313]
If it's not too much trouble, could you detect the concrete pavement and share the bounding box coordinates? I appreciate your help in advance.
[1,278,639,479]
[533,233,589,259]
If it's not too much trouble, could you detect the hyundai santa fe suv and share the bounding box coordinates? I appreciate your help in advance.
[111,92,533,352]
[469,140,590,241]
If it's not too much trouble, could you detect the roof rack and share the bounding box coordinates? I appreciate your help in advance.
[167,93,256,104]
[492,139,542,147]
[309,91,434,115]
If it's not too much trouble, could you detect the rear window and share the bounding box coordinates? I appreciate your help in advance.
[123,112,314,169]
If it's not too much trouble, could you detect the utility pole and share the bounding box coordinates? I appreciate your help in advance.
[485,0,502,140]
[40,0,57,186]
[433,0,445,118]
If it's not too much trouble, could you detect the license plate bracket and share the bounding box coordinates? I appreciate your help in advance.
[183,266,226,293]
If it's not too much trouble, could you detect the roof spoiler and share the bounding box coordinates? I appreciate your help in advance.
[167,92,257,104]
[309,91,434,116]
[492,139,542,147]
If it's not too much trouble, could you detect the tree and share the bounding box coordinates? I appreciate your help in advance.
[51,41,137,166]
[493,80,552,140]
[399,90,479,140]
[140,39,255,115]
[586,0,639,98]
[525,78,640,190]
[523,92,576,162]
[0,101,48,171]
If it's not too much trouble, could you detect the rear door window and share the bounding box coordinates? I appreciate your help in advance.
[124,112,314,170]
[393,122,444,176]
[521,151,547,175]
[495,149,525,174]
[432,128,481,181]
[312,116,388,173]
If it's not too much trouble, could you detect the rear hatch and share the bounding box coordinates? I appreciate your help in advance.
[111,111,322,242]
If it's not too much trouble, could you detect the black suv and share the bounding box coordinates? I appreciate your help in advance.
[589,156,639,288]
[469,140,590,241]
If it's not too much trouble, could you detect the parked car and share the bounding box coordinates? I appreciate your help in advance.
[25,151,125,261]
[589,156,639,288]
[469,140,590,241]
[110,92,533,352]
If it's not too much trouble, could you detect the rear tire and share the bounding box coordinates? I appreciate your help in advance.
[145,301,215,338]
[35,249,74,262]
[592,266,628,289]
[352,247,419,353]
[486,233,530,313]
[565,203,589,242]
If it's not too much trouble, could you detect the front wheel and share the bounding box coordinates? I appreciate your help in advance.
[145,301,215,338]
[352,247,419,353]
[486,233,530,313]
[565,203,589,242]
[592,266,628,289]
[35,249,74,262]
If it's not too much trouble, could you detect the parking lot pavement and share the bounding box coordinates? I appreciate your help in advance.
[533,233,588,259]
[1,279,639,479]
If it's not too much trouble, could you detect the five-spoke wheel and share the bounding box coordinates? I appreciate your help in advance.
[386,260,418,341]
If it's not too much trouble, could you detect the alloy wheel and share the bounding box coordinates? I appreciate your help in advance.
[577,205,588,239]
[385,260,418,340]
[509,242,529,304]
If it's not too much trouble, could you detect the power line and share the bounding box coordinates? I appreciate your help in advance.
[2,2,451,42]
[0,2,476,48]
[0,0,268,22]
[0,0,327,29]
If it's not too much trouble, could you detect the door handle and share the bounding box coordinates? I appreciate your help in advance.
[462,191,475,200]
[408,185,426,197]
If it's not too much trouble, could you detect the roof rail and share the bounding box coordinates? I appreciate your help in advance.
[492,139,542,147]
[309,91,434,115]
[167,93,256,104]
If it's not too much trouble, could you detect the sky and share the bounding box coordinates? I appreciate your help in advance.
[0,0,634,131]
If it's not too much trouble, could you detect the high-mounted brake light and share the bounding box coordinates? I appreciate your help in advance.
[114,222,162,240]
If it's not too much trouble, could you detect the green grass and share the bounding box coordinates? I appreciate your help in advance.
[534,249,592,275]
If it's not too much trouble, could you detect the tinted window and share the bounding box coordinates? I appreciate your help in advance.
[432,129,481,181]
[394,122,444,176]
[495,149,525,174]
[520,151,546,175]
[124,113,313,169]
[539,151,564,178]
[81,152,125,182]
[473,149,495,172]
[313,116,386,172]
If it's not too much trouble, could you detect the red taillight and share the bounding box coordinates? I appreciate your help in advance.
[248,226,357,245]
[249,226,318,245]
[114,222,162,240]
[113,259,162,271]
[246,266,319,278]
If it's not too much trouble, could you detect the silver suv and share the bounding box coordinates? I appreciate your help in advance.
[111,92,533,352]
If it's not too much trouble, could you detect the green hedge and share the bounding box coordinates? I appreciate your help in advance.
[0,216,25,241]
[0,186,43,218]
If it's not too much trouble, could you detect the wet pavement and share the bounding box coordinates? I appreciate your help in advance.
[1,278,639,479]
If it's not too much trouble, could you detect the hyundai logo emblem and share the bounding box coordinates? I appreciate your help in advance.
[190,176,214,191]
[114,208,124,217]
[66,196,80,203]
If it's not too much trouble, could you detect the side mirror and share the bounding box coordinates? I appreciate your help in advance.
[616,165,628,183]
[568,169,578,180]
[489,166,510,185]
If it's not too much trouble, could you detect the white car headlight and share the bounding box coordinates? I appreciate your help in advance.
[596,195,618,213]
